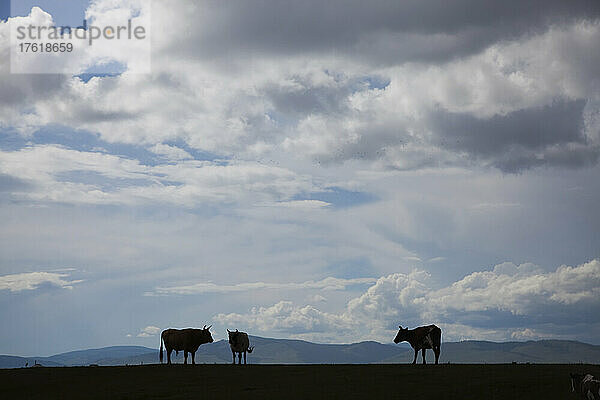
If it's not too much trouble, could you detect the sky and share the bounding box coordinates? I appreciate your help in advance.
[0,0,599,357]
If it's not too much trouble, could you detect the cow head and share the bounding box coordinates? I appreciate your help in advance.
[227,329,239,344]
[202,325,214,343]
[394,325,409,344]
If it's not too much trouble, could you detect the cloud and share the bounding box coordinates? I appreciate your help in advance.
[429,259,600,322]
[2,3,599,178]
[0,271,82,292]
[428,99,599,172]
[0,144,317,206]
[308,294,327,303]
[214,301,351,335]
[2,0,600,356]
[510,328,545,340]
[150,277,376,296]
[158,0,600,65]
[259,200,331,209]
[149,144,192,161]
[305,22,600,171]
[213,259,600,343]
[137,325,161,337]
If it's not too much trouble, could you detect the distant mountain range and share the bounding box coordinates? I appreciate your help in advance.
[2,338,599,368]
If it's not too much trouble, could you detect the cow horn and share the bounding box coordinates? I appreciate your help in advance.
[399,325,402,329]
[227,329,231,333]
[203,325,207,329]
[207,325,212,330]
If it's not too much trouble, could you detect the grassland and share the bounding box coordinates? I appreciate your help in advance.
[2,363,599,399]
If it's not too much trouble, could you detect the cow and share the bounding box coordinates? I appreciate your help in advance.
[394,324,441,364]
[227,329,254,365]
[159,325,213,365]
[571,373,600,400]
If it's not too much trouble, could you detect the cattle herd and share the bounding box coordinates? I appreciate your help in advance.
[158,323,442,366]
[158,323,599,399]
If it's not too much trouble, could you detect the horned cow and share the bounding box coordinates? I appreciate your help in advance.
[228,329,254,365]
[159,326,213,365]
[394,324,441,364]
[571,373,600,400]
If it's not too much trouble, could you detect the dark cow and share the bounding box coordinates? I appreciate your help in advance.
[227,329,254,365]
[394,324,441,364]
[571,373,600,399]
[159,326,213,365]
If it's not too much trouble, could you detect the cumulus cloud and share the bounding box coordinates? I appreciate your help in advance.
[214,301,351,335]
[510,328,545,340]
[429,259,600,322]
[0,271,82,292]
[137,325,161,337]
[214,259,600,343]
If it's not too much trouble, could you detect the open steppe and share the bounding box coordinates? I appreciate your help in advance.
[2,363,599,399]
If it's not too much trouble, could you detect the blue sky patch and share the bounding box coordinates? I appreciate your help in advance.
[0,128,28,151]
[362,76,391,90]
[75,61,127,83]
[1,125,226,167]
[10,0,89,27]
[325,257,377,280]
[0,0,9,21]
[349,76,391,94]
[30,125,162,165]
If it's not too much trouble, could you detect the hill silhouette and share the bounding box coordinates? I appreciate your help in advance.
[2,338,600,368]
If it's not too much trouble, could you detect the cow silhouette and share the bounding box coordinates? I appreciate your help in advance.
[159,326,213,365]
[227,329,254,365]
[394,324,441,364]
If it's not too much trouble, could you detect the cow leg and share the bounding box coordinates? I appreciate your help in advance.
[232,350,236,364]
[167,349,172,365]
[243,351,247,365]
[434,346,440,365]
[184,351,188,365]
[412,349,418,364]
[191,352,195,365]
[238,352,242,365]
[422,348,427,364]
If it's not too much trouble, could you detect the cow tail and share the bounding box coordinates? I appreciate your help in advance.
[159,332,164,363]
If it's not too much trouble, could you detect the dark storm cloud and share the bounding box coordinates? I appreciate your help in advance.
[429,99,600,172]
[303,98,599,172]
[152,1,600,173]
[171,0,600,64]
